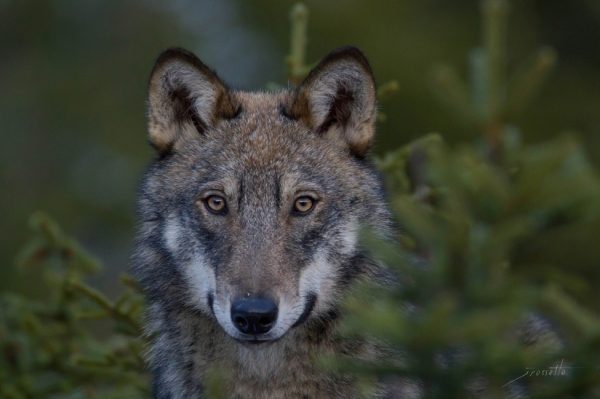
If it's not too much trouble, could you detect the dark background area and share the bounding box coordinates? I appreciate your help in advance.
[1,0,599,295]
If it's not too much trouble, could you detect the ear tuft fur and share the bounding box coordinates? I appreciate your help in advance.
[288,46,377,157]
[147,47,237,153]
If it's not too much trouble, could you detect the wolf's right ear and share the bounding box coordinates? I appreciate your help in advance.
[287,46,377,157]
[147,48,238,153]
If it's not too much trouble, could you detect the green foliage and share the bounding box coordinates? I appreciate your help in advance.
[335,134,600,397]
[329,0,600,397]
[1,213,147,398]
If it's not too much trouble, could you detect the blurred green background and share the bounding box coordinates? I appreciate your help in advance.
[1,0,599,295]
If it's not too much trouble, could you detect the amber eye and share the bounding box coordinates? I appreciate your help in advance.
[204,195,227,214]
[293,196,316,215]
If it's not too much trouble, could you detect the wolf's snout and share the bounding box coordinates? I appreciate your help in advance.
[230,297,278,335]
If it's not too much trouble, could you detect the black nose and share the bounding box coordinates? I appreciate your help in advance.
[231,297,278,335]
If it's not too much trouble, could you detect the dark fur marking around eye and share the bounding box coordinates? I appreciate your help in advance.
[300,227,322,253]
[316,85,354,134]
[192,222,223,265]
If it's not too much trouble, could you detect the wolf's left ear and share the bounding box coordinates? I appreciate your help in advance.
[147,48,238,153]
[287,46,377,157]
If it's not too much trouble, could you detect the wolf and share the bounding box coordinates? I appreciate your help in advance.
[132,46,393,398]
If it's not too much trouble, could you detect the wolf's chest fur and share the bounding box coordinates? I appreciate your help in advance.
[149,304,360,398]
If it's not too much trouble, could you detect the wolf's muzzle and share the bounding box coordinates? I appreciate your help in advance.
[230,297,278,335]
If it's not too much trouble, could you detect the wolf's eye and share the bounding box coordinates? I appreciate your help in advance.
[292,196,316,215]
[204,195,227,214]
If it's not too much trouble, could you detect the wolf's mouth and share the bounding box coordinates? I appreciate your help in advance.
[234,337,278,345]
[292,292,317,328]
[208,292,215,314]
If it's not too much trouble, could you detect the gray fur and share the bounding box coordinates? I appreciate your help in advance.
[133,46,391,398]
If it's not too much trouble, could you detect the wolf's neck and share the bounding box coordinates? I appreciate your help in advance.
[183,309,339,382]
[209,318,351,399]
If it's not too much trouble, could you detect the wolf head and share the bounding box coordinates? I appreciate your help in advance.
[134,47,390,344]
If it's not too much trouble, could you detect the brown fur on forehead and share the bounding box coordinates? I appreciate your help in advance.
[224,91,299,164]
[203,90,356,175]
[153,88,376,210]
[232,90,289,114]
[227,91,302,154]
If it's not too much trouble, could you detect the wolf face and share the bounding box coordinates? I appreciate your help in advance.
[134,47,389,345]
